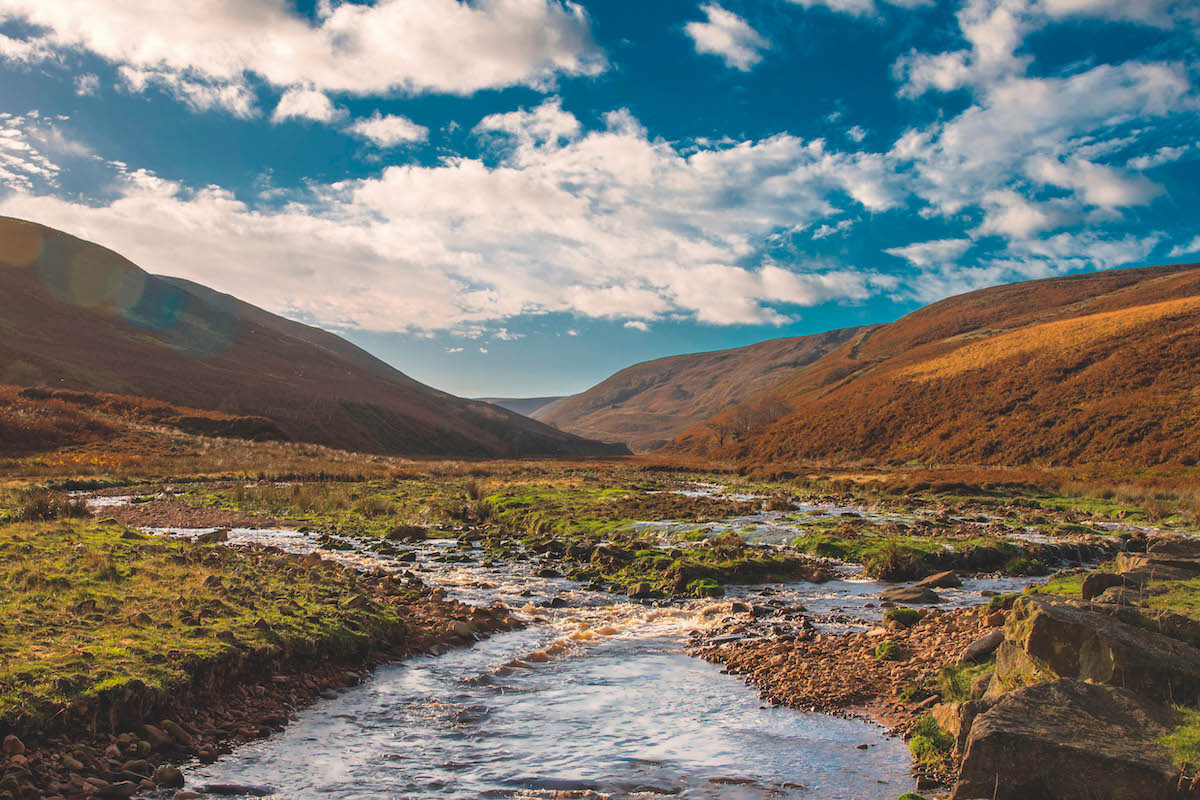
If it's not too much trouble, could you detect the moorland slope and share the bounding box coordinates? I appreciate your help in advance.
[533,328,869,452]
[0,217,625,457]
[666,263,1200,467]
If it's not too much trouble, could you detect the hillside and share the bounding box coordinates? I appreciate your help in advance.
[475,396,565,416]
[532,328,869,452]
[666,263,1200,468]
[0,217,626,458]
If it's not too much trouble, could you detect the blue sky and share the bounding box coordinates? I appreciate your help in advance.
[0,0,1197,397]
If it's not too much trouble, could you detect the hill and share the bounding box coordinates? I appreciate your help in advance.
[0,217,626,458]
[532,328,869,452]
[475,396,565,417]
[665,263,1200,468]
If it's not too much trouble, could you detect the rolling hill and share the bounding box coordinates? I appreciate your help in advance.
[665,262,1200,468]
[475,396,565,417]
[532,328,870,452]
[0,216,626,458]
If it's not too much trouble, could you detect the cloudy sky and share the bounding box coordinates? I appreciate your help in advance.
[0,0,1197,396]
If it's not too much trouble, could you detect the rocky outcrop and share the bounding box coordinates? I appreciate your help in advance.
[953,679,1189,800]
[881,586,941,604]
[991,595,1200,705]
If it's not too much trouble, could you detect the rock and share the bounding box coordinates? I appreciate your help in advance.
[195,528,229,544]
[957,629,1004,664]
[98,781,139,797]
[730,601,751,614]
[917,570,962,589]
[953,679,1178,800]
[195,746,218,764]
[152,765,185,788]
[880,586,941,604]
[627,582,654,599]
[984,611,1006,627]
[1081,572,1137,600]
[451,620,477,638]
[996,596,1200,705]
[174,793,204,799]
[1116,551,1200,582]
[120,759,150,777]
[343,594,371,610]
[2,735,24,755]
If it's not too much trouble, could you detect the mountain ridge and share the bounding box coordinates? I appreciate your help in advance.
[0,216,626,458]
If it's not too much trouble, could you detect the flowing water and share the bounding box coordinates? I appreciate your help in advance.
[88,485,1099,799]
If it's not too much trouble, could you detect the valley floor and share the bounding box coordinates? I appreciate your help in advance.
[2,446,1199,799]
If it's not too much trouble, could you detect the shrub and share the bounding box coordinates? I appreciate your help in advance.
[908,715,954,764]
[3,488,89,522]
[875,641,902,661]
[865,539,924,580]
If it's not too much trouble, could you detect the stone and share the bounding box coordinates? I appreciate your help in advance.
[120,760,150,777]
[997,596,1200,705]
[880,586,941,604]
[953,679,1179,800]
[195,529,229,544]
[98,781,138,798]
[451,620,477,638]
[2,735,24,756]
[957,629,1004,664]
[1080,571,1137,600]
[152,765,185,789]
[627,582,654,599]
[917,570,962,589]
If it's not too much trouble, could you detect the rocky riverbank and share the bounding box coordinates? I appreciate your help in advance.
[0,520,521,800]
[694,535,1200,799]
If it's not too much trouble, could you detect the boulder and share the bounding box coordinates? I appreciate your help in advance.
[1081,571,1139,600]
[152,765,184,788]
[880,586,941,604]
[627,582,654,599]
[995,596,1200,705]
[953,679,1181,800]
[958,629,1004,664]
[1116,551,1200,582]
[917,570,963,589]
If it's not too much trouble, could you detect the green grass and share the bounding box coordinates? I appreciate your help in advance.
[1162,707,1200,770]
[0,518,424,726]
[937,657,995,702]
[908,714,954,765]
[875,641,903,661]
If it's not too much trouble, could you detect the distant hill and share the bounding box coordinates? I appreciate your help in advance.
[665,263,1200,468]
[475,396,566,417]
[532,328,869,452]
[0,217,627,458]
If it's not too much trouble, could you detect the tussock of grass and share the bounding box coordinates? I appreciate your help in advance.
[1162,707,1200,771]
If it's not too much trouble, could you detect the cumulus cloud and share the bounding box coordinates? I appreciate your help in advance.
[0,105,898,332]
[684,4,769,72]
[624,320,650,331]
[1127,144,1192,170]
[0,0,604,104]
[118,66,258,118]
[272,87,345,124]
[1027,156,1162,208]
[345,112,429,146]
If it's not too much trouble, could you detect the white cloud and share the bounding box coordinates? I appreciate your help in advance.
[566,329,579,336]
[272,87,345,124]
[345,112,428,146]
[118,66,257,118]
[847,125,867,143]
[0,0,603,103]
[886,237,972,267]
[0,111,83,192]
[479,347,489,354]
[0,107,898,333]
[1127,144,1191,170]
[975,190,1073,238]
[1027,156,1162,208]
[624,320,650,331]
[1168,236,1200,258]
[74,74,99,96]
[812,218,857,239]
[446,346,464,353]
[476,97,580,148]
[684,3,769,72]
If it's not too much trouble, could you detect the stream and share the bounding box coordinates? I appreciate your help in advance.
[87,487,1095,799]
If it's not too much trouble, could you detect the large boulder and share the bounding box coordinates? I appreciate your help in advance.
[1116,551,1200,583]
[881,586,941,604]
[992,596,1200,705]
[953,679,1182,800]
[917,570,962,589]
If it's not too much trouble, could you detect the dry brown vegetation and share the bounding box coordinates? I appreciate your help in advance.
[534,327,866,452]
[667,263,1200,469]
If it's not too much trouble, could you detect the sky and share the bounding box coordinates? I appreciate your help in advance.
[0,0,1197,398]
